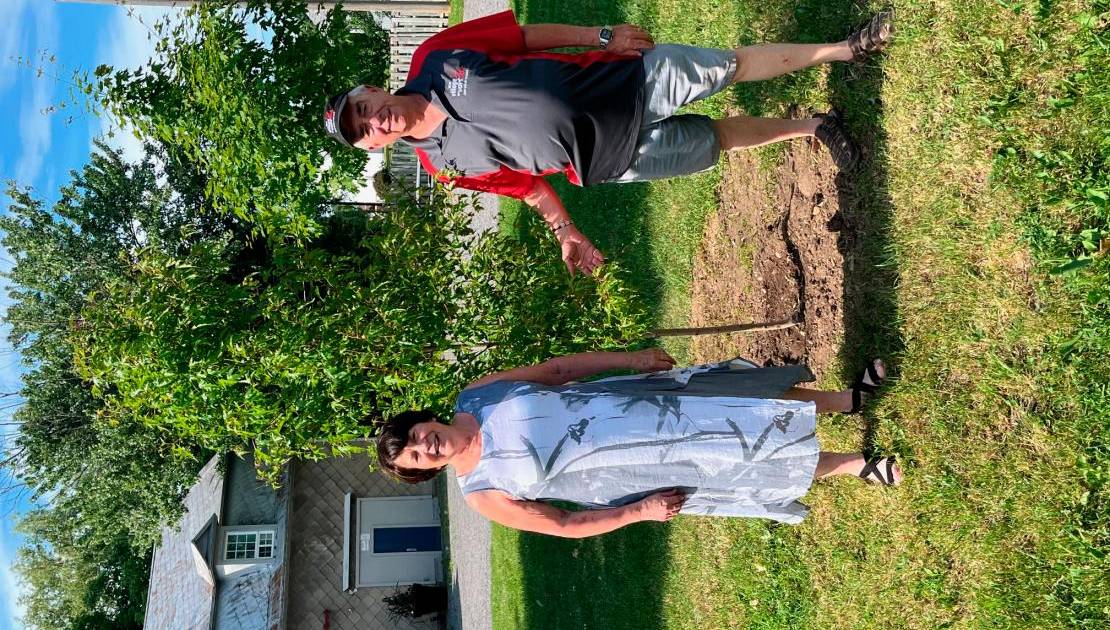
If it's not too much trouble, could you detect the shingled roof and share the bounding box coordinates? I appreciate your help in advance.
[144,455,225,630]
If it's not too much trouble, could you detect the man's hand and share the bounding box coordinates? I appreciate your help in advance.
[629,348,677,373]
[605,24,655,56]
[557,226,605,276]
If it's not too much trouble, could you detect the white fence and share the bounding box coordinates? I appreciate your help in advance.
[386,7,450,188]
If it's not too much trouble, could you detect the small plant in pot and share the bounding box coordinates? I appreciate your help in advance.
[384,583,448,620]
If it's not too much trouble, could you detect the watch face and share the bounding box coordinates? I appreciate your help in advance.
[600,28,613,40]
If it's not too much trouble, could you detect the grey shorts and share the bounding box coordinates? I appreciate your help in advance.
[605,44,736,183]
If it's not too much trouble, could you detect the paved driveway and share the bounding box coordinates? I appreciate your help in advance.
[444,3,507,629]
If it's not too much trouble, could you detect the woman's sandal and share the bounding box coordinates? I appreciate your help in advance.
[859,456,901,486]
[848,358,886,414]
[815,109,860,172]
[848,9,895,62]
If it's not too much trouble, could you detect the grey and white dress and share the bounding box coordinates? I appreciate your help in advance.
[455,359,821,524]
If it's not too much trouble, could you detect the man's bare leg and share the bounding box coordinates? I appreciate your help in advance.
[733,42,854,83]
[712,116,820,151]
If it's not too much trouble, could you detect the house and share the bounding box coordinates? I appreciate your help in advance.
[143,452,445,629]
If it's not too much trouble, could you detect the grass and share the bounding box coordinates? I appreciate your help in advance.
[448,0,464,26]
[490,1,1110,628]
[497,1,740,360]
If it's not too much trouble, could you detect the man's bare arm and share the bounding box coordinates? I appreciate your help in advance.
[523,178,604,275]
[520,24,655,55]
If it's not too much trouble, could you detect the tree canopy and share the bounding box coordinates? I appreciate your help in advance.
[4,2,648,628]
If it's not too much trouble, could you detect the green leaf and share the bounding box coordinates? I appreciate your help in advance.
[1050,258,1092,275]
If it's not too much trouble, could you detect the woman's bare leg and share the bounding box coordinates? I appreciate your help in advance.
[780,386,852,414]
[779,360,887,414]
[733,42,853,83]
[815,451,861,478]
[816,451,903,483]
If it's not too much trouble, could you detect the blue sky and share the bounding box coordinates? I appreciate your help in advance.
[0,2,180,627]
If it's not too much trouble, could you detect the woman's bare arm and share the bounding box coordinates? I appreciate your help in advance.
[465,488,685,538]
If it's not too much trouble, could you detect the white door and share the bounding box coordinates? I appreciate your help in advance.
[356,496,442,587]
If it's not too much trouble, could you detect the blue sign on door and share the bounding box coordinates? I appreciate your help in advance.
[373,526,442,553]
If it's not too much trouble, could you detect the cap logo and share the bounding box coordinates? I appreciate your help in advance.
[324,109,339,135]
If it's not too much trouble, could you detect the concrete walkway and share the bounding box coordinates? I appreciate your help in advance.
[444,469,491,630]
[442,3,505,629]
[459,0,508,238]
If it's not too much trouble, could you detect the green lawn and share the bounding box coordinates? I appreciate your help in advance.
[492,1,1109,628]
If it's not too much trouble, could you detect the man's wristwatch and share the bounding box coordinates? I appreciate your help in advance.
[599,26,613,49]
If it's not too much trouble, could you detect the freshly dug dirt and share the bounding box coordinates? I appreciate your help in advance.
[689,141,850,379]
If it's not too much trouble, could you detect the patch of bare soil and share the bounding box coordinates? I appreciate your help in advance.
[689,141,849,379]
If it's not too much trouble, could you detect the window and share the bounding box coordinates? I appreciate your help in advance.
[258,532,274,559]
[223,530,275,561]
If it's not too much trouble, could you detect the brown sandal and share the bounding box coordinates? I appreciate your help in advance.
[848,10,895,62]
[815,109,859,172]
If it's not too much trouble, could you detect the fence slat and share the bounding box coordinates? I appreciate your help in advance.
[385,11,448,187]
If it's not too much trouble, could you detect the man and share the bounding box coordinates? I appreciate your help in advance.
[324,11,893,275]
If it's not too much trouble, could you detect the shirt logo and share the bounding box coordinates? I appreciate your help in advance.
[443,60,468,97]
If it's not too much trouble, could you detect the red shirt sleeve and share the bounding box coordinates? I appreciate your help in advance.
[407,11,526,82]
[415,149,540,199]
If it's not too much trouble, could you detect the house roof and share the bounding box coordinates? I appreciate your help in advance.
[144,455,225,630]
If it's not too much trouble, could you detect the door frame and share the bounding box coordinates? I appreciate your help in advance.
[354,496,442,587]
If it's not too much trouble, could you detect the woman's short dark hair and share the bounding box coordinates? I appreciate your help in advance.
[376,410,445,484]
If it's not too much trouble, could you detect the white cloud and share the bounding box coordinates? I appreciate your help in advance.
[0,522,24,627]
[0,0,33,94]
[10,1,59,188]
[13,75,53,188]
[92,5,185,163]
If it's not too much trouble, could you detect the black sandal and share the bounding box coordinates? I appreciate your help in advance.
[849,359,885,414]
[815,109,859,172]
[859,456,900,486]
[848,9,895,62]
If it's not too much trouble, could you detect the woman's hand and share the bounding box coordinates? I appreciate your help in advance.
[635,489,687,522]
[605,24,655,57]
[629,348,676,373]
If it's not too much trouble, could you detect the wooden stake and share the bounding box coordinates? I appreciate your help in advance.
[648,319,798,338]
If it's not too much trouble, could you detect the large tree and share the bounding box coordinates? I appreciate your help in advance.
[79,1,649,478]
[4,3,647,627]
[94,0,388,241]
[2,143,214,629]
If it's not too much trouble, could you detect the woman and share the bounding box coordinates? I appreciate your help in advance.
[376,349,901,537]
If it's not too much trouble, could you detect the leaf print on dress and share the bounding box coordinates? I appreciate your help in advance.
[567,418,590,444]
[773,411,794,433]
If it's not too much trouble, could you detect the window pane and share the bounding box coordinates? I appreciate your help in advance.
[225,532,258,560]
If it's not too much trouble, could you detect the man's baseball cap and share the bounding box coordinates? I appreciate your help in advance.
[323,88,356,147]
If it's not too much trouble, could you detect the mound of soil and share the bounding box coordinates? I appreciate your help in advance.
[689,141,850,379]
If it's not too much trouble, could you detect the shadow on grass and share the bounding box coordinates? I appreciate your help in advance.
[818,4,904,456]
[730,1,904,453]
[501,2,673,629]
[500,154,674,630]
[510,520,673,630]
